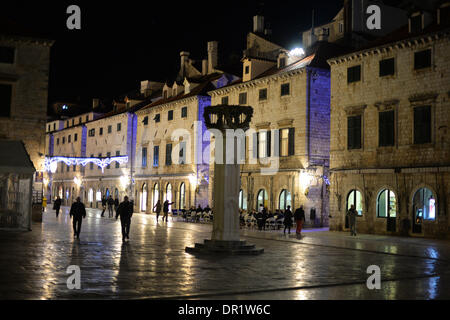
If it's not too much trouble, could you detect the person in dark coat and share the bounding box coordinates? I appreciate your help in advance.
[162,199,174,222]
[116,196,134,241]
[262,207,268,231]
[69,197,86,239]
[283,206,293,234]
[107,195,114,218]
[347,204,358,236]
[53,196,62,218]
[294,205,306,235]
[101,196,107,217]
[256,211,264,231]
[114,198,119,212]
[153,200,162,222]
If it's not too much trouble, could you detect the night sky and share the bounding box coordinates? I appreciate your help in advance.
[1,0,343,110]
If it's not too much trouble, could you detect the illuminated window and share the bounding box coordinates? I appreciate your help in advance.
[239,189,247,210]
[377,189,397,218]
[280,129,289,156]
[279,189,292,211]
[166,183,172,211]
[347,190,363,216]
[179,183,186,210]
[413,188,436,221]
[258,131,267,158]
[153,183,159,208]
[257,189,268,209]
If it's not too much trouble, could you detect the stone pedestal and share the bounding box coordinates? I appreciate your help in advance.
[186,105,263,255]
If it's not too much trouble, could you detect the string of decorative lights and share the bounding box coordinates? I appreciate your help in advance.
[45,156,129,173]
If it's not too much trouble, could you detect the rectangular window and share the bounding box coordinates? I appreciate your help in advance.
[280,129,289,156]
[108,125,112,133]
[79,117,82,124]
[53,123,56,131]
[179,141,186,164]
[153,146,159,167]
[259,88,267,101]
[143,116,149,125]
[379,58,395,77]
[115,151,120,168]
[66,121,69,128]
[258,131,267,158]
[181,106,187,118]
[414,106,431,144]
[0,46,15,64]
[165,144,172,165]
[106,152,111,169]
[90,154,94,170]
[281,83,290,96]
[48,125,50,132]
[142,147,147,167]
[57,138,60,145]
[62,137,65,144]
[379,110,395,147]
[89,129,95,137]
[239,92,247,105]
[86,115,89,122]
[117,123,121,131]
[73,165,76,172]
[154,114,160,123]
[414,49,431,70]
[74,133,78,142]
[279,58,286,68]
[168,110,174,121]
[0,84,12,117]
[348,115,362,150]
[410,14,422,33]
[245,65,250,74]
[221,96,229,105]
[347,65,361,83]
[98,153,102,170]
[99,127,103,135]
[68,135,71,143]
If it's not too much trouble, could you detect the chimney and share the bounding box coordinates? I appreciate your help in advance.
[92,98,99,109]
[180,51,190,77]
[202,59,208,75]
[253,15,264,33]
[207,41,218,74]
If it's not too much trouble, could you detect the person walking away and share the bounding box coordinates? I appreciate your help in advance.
[294,205,305,236]
[284,207,293,234]
[101,196,107,217]
[153,200,162,222]
[116,196,134,242]
[262,207,268,231]
[69,197,86,239]
[107,195,114,218]
[53,196,62,218]
[114,197,119,213]
[347,204,358,236]
[162,200,174,222]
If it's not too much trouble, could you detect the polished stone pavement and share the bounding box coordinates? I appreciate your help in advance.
[0,207,449,300]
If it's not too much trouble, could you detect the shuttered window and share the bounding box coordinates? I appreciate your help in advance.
[288,128,295,156]
[153,146,159,167]
[259,88,267,101]
[379,58,395,77]
[142,148,147,167]
[414,106,431,144]
[348,115,362,149]
[379,110,395,147]
[347,65,361,83]
[239,92,247,105]
[414,49,431,70]
[165,144,172,165]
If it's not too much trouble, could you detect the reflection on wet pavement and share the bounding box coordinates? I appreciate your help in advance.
[0,207,449,300]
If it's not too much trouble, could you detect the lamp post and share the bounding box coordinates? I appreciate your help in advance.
[186,105,263,255]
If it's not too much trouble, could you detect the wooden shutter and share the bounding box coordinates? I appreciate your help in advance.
[414,106,431,144]
[266,130,271,157]
[288,128,295,156]
[253,133,259,159]
[379,111,394,146]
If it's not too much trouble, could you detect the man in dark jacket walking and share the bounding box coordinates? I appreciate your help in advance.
[153,200,162,222]
[116,196,134,242]
[107,195,114,218]
[69,197,86,239]
[53,196,62,218]
[284,206,293,234]
[294,205,306,235]
[101,196,107,217]
[162,199,174,222]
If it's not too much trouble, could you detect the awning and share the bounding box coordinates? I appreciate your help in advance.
[0,140,36,174]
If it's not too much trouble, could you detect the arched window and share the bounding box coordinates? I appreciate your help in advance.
[166,183,173,211]
[88,188,93,202]
[65,188,70,200]
[179,183,186,210]
[413,188,436,221]
[347,189,363,216]
[153,183,159,208]
[279,189,292,211]
[58,186,63,199]
[377,189,397,218]
[239,189,247,210]
[141,183,147,212]
[96,189,102,202]
[257,189,268,209]
[114,188,119,200]
[105,188,110,198]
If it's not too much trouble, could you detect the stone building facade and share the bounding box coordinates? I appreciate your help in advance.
[0,33,53,194]
[327,8,450,238]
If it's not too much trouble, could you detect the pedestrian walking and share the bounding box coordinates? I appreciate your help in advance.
[42,196,47,212]
[101,196,107,217]
[114,197,119,213]
[162,199,174,222]
[153,200,162,222]
[69,197,86,239]
[53,196,62,218]
[283,206,293,234]
[347,204,358,236]
[116,196,134,242]
[107,195,114,218]
[294,205,305,235]
[262,207,268,231]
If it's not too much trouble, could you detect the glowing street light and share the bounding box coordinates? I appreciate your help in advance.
[289,48,305,57]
